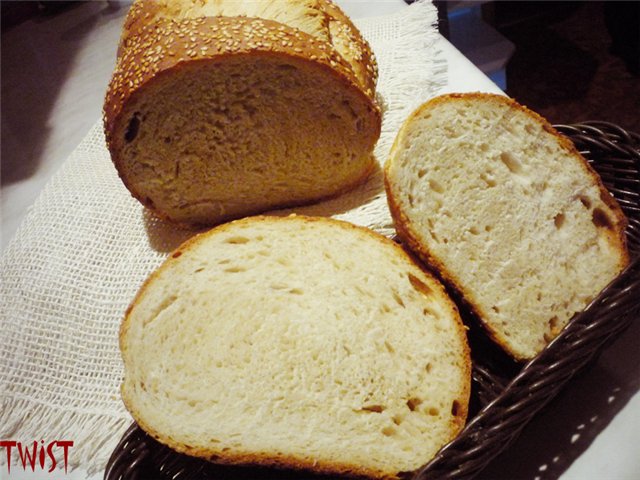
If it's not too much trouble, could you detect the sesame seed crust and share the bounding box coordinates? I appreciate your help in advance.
[316,0,378,99]
[116,0,377,97]
[104,15,379,148]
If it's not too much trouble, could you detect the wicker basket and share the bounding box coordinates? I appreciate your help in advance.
[104,122,640,480]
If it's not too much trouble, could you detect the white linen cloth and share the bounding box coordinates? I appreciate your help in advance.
[0,1,444,474]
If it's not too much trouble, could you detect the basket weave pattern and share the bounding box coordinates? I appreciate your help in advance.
[104,123,640,480]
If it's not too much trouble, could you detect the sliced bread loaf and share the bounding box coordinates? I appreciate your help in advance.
[384,93,629,360]
[120,215,471,479]
[104,14,381,226]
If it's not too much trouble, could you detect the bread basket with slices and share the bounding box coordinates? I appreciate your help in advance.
[105,119,640,480]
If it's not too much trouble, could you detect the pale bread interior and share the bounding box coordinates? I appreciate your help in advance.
[120,216,470,478]
[386,94,628,360]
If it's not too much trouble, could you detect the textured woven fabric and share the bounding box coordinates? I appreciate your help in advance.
[0,1,444,474]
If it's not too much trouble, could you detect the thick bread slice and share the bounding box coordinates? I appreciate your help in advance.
[120,215,471,479]
[118,0,378,97]
[104,16,381,226]
[384,93,630,360]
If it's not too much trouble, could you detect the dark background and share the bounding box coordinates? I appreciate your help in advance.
[437,0,639,132]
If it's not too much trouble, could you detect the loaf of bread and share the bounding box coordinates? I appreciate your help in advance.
[384,93,629,360]
[104,2,381,226]
[120,215,471,479]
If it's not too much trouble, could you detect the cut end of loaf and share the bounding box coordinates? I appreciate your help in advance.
[385,92,629,360]
[104,16,381,226]
[120,215,471,478]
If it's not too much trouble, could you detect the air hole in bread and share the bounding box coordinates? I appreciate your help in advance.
[425,362,433,373]
[554,213,566,229]
[384,341,395,353]
[480,172,497,188]
[499,151,524,175]
[194,267,205,273]
[172,251,183,258]
[451,400,461,416]
[361,405,386,413]
[544,315,561,342]
[422,306,437,319]
[289,288,304,295]
[444,126,459,139]
[407,273,433,298]
[145,295,178,326]
[469,226,480,235]
[484,225,493,232]
[278,63,297,72]
[428,179,444,194]
[417,168,427,178]
[579,195,592,209]
[592,207,613,229]
[223,236,250,244]
[428,407,439,416]
[381,426,396,437]
[124,113,141,143]
[392,291,405,308]
[491,305,500,314]
[406,397,422,412]
[224,266,246,273]
[392,414,404,425]
[479,142,490,152]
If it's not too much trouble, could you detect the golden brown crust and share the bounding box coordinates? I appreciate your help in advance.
[384,92,630,361]
[117,0,378,97]
[316,0,378,97]
[120,215,472,479]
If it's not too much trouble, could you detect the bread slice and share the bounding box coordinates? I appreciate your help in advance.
[118,0,378,97]
[104,15,381,226]
[384,93,630,360]
[120,215,471,479]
